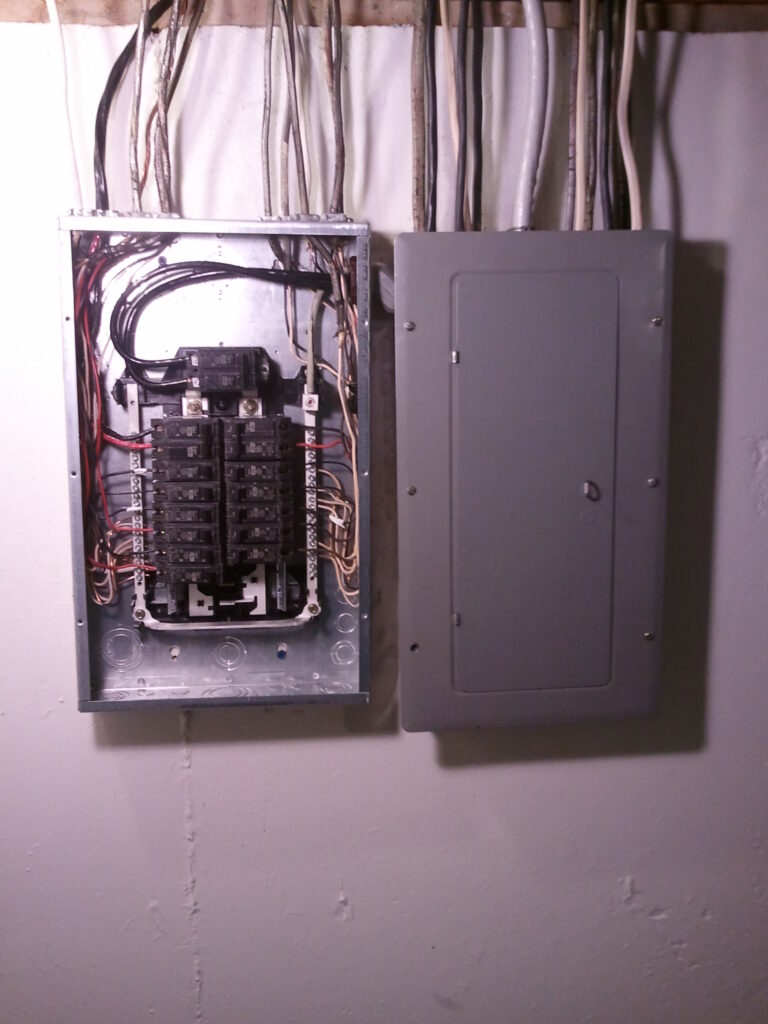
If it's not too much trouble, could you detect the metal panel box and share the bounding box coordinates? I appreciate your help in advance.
[395,231,672,731]
[61,215,369,711]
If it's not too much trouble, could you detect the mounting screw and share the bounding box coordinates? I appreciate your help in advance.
[647,477,660,488]
[135,609,146,621]
[643,631,655,641]
[651,316,664,327]
[404,321,416,332]
[407,485,417,496]
[242,398,259,415]
[308,603,320,616]
[187,399,202,414]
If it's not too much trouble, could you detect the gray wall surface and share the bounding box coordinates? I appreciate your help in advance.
[0,25,766,1024]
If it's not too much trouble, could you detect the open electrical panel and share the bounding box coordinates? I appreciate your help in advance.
[61,215,369,710]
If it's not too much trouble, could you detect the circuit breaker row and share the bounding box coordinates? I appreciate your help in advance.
[152,415,295,584]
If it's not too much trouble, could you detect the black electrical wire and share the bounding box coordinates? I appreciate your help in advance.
[103,426,154,442]
[470,0,483,231]
[424,0,438,232]
[454,0,470,232]
[110,263,333,390]
[598,0,614,229]
[94,0,173,210]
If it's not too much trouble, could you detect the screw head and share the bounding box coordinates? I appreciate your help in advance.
[308,603,320,616]
[242,398,258,415]
[187,399,202,414]
[651,316,664,327]
[643,631,655,641]
[135,609,146,621]
[407,485,417,496]
[404,321,416,332]
[647,477,660,488]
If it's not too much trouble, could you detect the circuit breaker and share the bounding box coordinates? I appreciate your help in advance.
[61,215,369,710]
[395,230,672,731]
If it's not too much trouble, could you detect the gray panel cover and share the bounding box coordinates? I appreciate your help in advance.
[395,231,673,731]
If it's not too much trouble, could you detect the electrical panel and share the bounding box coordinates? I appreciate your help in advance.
[61,216,369,710]
[395,230,673,731]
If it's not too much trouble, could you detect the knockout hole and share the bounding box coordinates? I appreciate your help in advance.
[276,643,288,660]
[169,645,180,661]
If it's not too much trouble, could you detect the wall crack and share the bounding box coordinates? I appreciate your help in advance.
[180,710,204,1023]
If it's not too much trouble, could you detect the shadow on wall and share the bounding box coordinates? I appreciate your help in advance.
[93,245,399,750]
[436,240,725,766]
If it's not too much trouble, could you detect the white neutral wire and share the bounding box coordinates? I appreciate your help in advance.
[573,0,589,229]
[512,0,549,230]
[45,0,83,207]
[438,0,460,159]
[616,0,643,228]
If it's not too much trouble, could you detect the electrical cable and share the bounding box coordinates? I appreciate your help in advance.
[573,0,588,229]
[263,0,277,214]
[564,0,579,230]
[137,0,206,202]
[512,0,549,230]
[454,0,469,232]
[94,0,173,209]
[584,0,598,230]
[325,0,345,213]
[424,0,438,232]
[597,0,614,229]
[439,0,461,175]
[470,0,483,231]
[154,0,183,212]
[616,0,642,228]
[130,0,151,210]
[411,0,427,231]
[45,0,84,207]
[277,0,310,214]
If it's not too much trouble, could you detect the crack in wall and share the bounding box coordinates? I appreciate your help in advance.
[180,710,204,1023]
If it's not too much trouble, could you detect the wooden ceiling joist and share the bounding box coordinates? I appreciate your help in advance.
[3,0,768,32]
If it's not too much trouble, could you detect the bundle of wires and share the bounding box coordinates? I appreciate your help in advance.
[571,0,640,229]
[411,0,482,232]
[73,233,166,603]
[94,0,206,211]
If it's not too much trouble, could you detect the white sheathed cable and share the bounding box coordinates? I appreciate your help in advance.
[512,0,549,229]
[617,0,643,228]
[439,0,461,160]
[45,0,83,207]
[573,0,588,229]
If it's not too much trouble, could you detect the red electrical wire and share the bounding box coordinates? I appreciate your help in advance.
[297,438,344,450]
[103,434,152,451]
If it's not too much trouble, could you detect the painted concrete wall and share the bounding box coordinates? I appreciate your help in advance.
[0,24,767,1023]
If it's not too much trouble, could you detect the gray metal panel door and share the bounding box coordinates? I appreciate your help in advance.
[451,271,618,692]
[395,230,673,731]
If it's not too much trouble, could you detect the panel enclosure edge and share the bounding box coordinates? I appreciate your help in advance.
[61,215,370,710]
